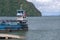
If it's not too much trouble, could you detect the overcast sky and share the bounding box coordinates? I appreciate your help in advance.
[27,0,60,16]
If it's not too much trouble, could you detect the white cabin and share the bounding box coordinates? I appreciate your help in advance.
[17,10,26,21]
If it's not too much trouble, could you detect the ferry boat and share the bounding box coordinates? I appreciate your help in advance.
[0,5,28,32]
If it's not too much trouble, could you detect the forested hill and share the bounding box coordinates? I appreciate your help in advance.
[0,0,41,16]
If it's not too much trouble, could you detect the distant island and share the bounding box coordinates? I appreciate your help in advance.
[0,0,41,16]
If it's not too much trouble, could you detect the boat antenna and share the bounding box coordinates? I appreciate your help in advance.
[20,4,23,10]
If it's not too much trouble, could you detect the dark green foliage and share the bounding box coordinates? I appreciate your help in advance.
[0,0,41,16]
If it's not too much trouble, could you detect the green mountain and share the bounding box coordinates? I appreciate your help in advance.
[0,0,41,16]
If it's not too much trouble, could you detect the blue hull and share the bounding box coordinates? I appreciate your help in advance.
[0,25,22,30]
[0,20,28,31]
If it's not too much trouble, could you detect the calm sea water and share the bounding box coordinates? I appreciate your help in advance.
[0,16,60,40]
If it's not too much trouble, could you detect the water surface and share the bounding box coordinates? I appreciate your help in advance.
[0,16,60,40]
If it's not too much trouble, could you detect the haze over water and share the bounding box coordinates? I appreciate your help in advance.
[28,16,60,30]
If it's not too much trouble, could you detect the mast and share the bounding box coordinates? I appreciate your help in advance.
[18,0,23,10]
[20,4,23,10]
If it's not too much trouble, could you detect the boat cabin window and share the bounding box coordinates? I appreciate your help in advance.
[0,21,20,25]
[17,11,23,14]
[17,10,24,16]
[6,22,18,25]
